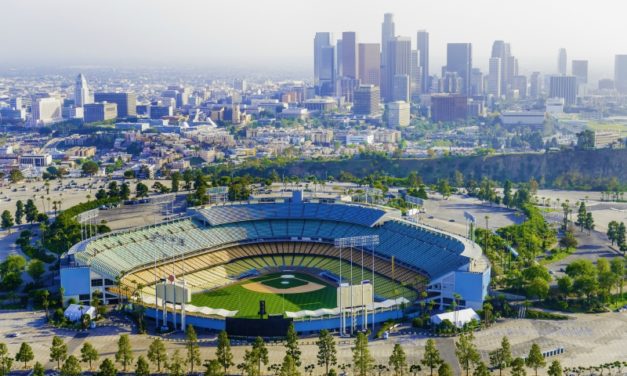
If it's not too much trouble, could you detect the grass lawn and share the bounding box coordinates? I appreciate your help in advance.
[190,272,337,318]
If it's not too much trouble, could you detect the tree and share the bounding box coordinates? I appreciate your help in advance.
[148,338,168,372]
[251,337,269,376]
[610,257,625,297]
[15,200,24,225]
[186,325,201,373]
[585,212,595,234]
[473,362,490,376]
[166,350,186,376]
[27,259,46,284]
[510,358,526,376]
[389,344,407,376]
[136,182,149,198]
[525,343,546,376]
[547,360,562,376]
[95,189,108,200]
[437,363,453,376]
[204,359,224,376]
[285,322,302,367]
[489,337,513,376]
[455,332,480,376]
[1,210,14,232]
[60,355,82,376]
[15,342,34,368]
[32,362,45,376]
[279,354,301,376]
[115,334,133,372]
[607,220,619,245]
[25,200,38,224]
[576,201,587,232]
[216,330,234,374]
[503,180,513,208]
[352,332,374,376]
[135,355,150,376]
[80,342,99,370]
[526,277,550,300]
[316,329,337,376]
[97,358,117,376]
[421,339,443,376]
[9,169,24,184]
[437,179,452,199]
[82,161,100,176]
[171,172,181,193]
[0,343,11,376]
[50,336,68,369]
[120,183,131,200]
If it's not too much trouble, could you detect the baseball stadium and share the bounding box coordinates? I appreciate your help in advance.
[60,192,490,335]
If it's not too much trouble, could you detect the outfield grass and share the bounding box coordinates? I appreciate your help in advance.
[190,273,337,318]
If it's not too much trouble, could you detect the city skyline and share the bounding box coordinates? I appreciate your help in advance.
[0,0,625,79]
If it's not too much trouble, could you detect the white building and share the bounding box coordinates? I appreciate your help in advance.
[346,133,374,145]
[32,97,62,126]
[430,308,480,328]
[387,101,410,127]
[74,73,92,107]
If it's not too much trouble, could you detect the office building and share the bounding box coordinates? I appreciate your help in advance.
[392,74,410,102]
[487,57,502,97]
[19,154,52,167]
[314,32,333,84]
[32,97,62,126]
[491,41,511,95]
[149,105,173,119]
[572,60,588,85]
[341,32,358,79]
[430,95,467,123]
[353,85,380,116]
[598,78,615,90]
[387,101,410,127]
[417,30,430,93]
[380,13,396,100]
[614,55,627,94]
[94,92,137,117]
[529,72,542,98]
[512,75,528,98]
[558,48,568,75]
[446,43,472,96]
[411,50,422,97]
[358,43,381,86]
[74,73,92,107]
[384,36,412,102]
[84,102,117,123]
[549,75,577,106]
[440,72,462,94]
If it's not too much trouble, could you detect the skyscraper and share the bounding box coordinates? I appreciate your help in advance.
[314,32,332,84]
[558,48,568,75]
[358,43,381,86]
[410,50,422,98]
[392,74,410,102]
[529,72,542,98]
[341,32,358,79]
[487,57,502,97]
[384,36,412,102]
[491,41,512,95]
[380,13,395,100]
[549,75,577,105]
[614,55,627,94]
[74,73,92,107]
[572,60,589,85]
[446,43,472,96]
[417,30,430,93]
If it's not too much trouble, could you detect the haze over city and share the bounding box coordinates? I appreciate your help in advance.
[1,0,624,78]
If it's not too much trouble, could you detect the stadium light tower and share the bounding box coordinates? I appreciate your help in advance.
[77,208,99,241]
[150,233,187,332]
[334,235,379,335]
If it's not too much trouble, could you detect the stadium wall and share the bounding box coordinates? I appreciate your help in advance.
[143,307,403,335]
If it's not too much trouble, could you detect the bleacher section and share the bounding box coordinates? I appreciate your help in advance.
[194,202,386,227]
[69,203,471,288]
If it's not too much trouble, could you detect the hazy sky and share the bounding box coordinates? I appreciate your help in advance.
[1,0,624,79]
